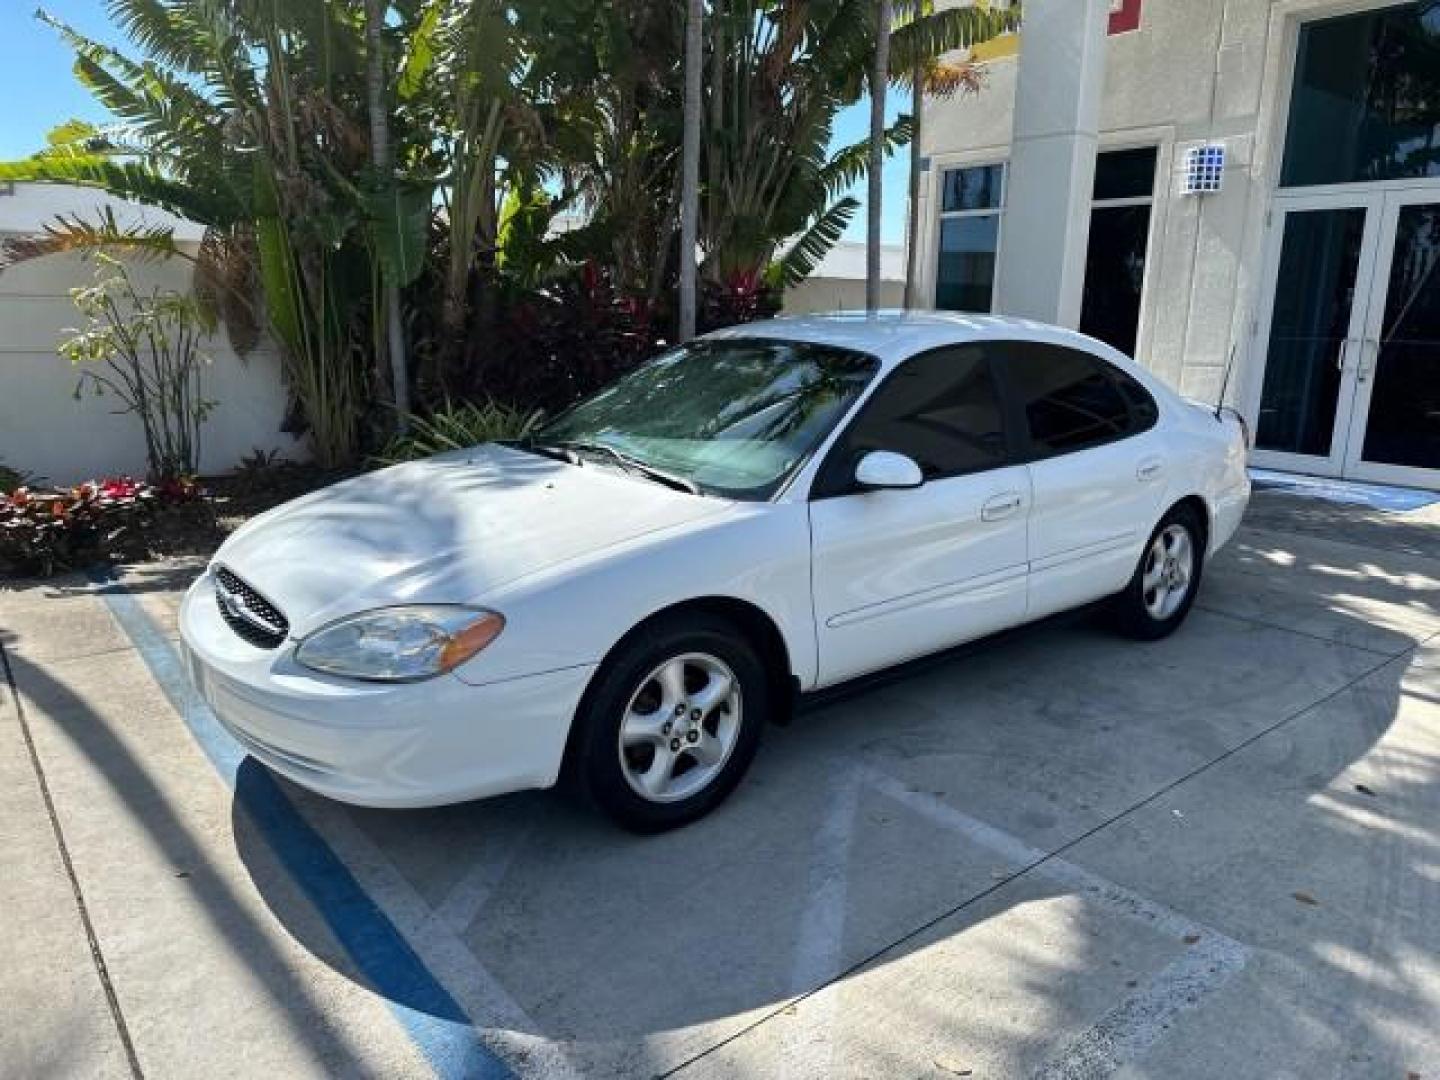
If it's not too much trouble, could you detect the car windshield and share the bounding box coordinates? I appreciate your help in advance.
[529,338,879,499]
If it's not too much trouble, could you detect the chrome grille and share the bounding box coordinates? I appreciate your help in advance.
[214,566,289,649]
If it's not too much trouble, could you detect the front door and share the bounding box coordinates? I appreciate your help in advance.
[1253,189,1440,489]
[808,344,1030,686]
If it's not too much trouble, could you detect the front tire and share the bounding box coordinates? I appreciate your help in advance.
[1115,505,1205,641]
[567,613,769,833]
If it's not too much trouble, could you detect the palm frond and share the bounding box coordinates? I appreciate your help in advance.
[889,6,1021,74]
[819,114,914,202]
[912,60,987,100]
[0,207,183,269]
[0,154,236,225]
[103,0,216,73]
[774,196,858,288]
[37,9,226,162]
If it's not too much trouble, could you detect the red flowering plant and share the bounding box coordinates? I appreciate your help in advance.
[0,475,201,578]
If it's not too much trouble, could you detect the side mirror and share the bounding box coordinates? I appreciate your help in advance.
[854,450,924,491]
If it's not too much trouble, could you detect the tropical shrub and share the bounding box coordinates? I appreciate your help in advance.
[702,271,783,333]
[0,477,200,577]
[375,400,544,465]
[0,461,31,495]
[459,263,666,414]
[60,256,216,481]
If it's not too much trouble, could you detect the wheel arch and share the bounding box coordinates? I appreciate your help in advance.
[615,596,798,707]
[1166,493,1212,553]
[560,595,800,781]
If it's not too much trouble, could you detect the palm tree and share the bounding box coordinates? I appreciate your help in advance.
[0,2,430,465]
[900,36,985,309]
[867,0,893,313]
[365,0,410,426]
[888,2,1012,310]
[679,0,704,341]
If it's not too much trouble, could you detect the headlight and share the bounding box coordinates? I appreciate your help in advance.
[295,606,505,682]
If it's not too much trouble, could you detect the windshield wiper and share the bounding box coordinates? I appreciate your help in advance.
[507,438,580,465]
[560,441,701,495]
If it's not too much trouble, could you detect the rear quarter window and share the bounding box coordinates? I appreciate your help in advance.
[1001,342,1158,458]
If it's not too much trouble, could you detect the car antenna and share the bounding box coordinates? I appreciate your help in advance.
[1214,342,1238,421]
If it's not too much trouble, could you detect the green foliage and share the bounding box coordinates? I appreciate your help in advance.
[60,255,217,482]
[0,461,33,495]
[374,400,544,465]
[1,0,1019,467]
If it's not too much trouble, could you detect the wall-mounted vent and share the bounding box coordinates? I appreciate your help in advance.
[1181,144,1225,196]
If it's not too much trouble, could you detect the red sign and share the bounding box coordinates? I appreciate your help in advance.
[1109,0,1142,35]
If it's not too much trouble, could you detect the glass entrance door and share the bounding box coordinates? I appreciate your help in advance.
[1345,194,1440,487]
[1252,197,1382,477]
[1253,189,1440,490]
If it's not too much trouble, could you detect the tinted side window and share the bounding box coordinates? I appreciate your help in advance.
[815,346,1007,496]
[1113,367,1160,431]
[1005,343,1142,457]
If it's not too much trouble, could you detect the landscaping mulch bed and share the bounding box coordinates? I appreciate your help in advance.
[146,464,359,561]
[0,464,357,581]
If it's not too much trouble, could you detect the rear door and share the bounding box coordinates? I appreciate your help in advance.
[995,340,1168,620]
[808,344,1031,685]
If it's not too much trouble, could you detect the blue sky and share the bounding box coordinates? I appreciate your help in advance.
[0,2,911,244]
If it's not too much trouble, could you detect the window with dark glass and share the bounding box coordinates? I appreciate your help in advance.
[1113,367,1160,430]
[815,346,1007,496]
[1282,3,1440,188]
[1093,148,1159,201]
[936,164,1005,313]
[1080,147,1157,358]
[942,164,1005,212]
[1003,343,1144,456]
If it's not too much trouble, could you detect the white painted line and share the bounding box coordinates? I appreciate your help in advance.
[790,768,861,994]
[1032,942,1248,1080]
[432,820,534,936]
[775,768,863,1078]
[863,769,1241,943]
[861,768,1251,1078]
[285,790,585,1080]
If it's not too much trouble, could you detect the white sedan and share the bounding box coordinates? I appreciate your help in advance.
[180,313,1250,831]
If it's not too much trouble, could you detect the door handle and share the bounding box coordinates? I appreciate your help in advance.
[1358,337,1379,384]
[1137,458,1164,482]
[981,492,1024,522]
[1337,338,1358,373]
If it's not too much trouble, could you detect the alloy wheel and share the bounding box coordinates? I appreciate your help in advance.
[1141,523,1195,621]
[617,652,742,804]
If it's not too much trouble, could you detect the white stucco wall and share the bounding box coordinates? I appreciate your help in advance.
[0,185,304,485]
[782,240,907,314]
[919,0,1398,410]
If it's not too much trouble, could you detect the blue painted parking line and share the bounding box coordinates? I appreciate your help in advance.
[90,573,514,1080]
[1249,468,1440,512]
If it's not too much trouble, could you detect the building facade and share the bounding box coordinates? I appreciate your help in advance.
[918,0,1440,491]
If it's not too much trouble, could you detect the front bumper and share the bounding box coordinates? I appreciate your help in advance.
[178,571,596,808]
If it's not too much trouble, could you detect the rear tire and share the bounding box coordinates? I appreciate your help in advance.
[567,612,768,833]
[1114,505,1205,641]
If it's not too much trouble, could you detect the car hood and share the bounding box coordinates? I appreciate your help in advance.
[214,445,731,637]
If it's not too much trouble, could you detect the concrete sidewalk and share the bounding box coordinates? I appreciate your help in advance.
[2,489,1438,1079]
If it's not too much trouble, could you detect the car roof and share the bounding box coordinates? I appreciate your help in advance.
[705,310,1095,369]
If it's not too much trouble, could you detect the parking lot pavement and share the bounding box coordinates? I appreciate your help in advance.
[2,488,1438,1080]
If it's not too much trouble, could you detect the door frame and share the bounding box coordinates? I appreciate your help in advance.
[1246,190,1386,478]
[1343,186,1440,488]
[1248,178,1440,487]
